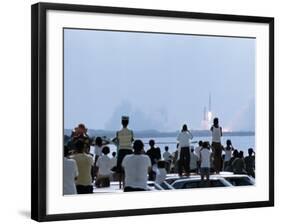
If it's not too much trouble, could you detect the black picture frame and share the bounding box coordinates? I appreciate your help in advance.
[31,2,274,222]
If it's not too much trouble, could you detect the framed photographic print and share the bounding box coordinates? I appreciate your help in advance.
[31,2,274,222]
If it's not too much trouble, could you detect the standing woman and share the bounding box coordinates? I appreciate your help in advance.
[177,124,193,177]
[210,117,223,174]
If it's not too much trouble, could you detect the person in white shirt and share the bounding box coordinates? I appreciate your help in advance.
[194,141,203,158]
[210,117,223,174]
[95,146,112,187]
[122,140,151,192]
[190,148,199,173]
[163,146,173,173]
[199,141,212,182]
[155,160,167,184]
[63,146,78,195]
[163,146,172,161]
[223,139,233,170]
[177,124,193,176]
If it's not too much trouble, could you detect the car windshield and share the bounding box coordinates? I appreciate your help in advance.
[224,177,253,186]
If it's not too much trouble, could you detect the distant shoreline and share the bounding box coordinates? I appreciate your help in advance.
[64,129,255,139]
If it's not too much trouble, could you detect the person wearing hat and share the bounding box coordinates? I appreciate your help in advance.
[114,116,134,187]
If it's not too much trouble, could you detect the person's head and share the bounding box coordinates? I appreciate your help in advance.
[95,136,103,147]
[198,140,203,147]
[164,146,169,152]
[75,140,85,153]
[202,141,210,149]
[238,151,244,158]
[248,148,254,156]
[78,123,86,134]
[64,145,70,157]
[233,149,239,158]
[182,124,188,132]
[213,117,219,126]
[149,139,155,148]
[133,140,144,154]
[121,116,129,127]
[102,146,110,155]
[226,139,232,147]
[112,152,116,157]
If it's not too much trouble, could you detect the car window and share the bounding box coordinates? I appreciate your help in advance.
[210,180,226,187]
[173,179,227,189]
[182,181,200,189]
[224,177,253,186]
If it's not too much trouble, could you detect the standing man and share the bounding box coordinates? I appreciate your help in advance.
[122,140,151,192]
[177,124,193,177]
[210,117,223,174]
[115,116,134,188]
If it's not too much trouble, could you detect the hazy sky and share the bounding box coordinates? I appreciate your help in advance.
[64,29,255,131]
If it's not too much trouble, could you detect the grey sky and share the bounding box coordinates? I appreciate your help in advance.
[64,29,255,131]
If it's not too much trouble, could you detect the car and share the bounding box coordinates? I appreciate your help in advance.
[216,172,255,186]
[93,181,167,193]
[170,176,232,189]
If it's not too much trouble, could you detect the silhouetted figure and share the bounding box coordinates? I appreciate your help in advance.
[232,151,246,174]
[177,124,193,176]
[245,148,255,178]
[122,140,151,192]
[146,139,161,180]
[210,118,223,174]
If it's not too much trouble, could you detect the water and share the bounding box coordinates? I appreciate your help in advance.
[90,135,255,158]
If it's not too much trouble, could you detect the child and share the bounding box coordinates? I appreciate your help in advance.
[163,146,173,173]
[199,141,212,182]
[155,160,167,185]
[95,146,112,188]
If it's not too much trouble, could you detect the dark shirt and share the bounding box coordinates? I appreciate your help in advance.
[244,156,255,171]
[232,158,246,174]
[146,147,161,165]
